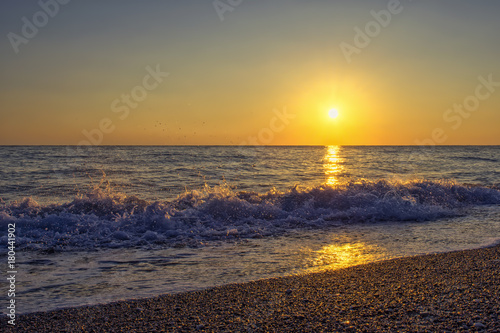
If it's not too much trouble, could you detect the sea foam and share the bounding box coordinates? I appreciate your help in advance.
[1,180,499,251]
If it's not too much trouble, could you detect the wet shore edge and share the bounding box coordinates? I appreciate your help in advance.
[6,244,500,332]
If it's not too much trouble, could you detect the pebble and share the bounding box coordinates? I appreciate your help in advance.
[473,322,486,329]
[7,245,500,332]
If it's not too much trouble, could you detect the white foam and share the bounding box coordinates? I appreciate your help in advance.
[1,179,499,252]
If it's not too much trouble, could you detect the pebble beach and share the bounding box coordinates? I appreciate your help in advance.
[5,244,500,332]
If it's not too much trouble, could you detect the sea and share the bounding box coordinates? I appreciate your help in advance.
[1,145,500,314]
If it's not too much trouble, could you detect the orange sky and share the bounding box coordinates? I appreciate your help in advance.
[1,1,499,145]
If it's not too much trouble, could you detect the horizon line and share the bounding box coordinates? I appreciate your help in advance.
[1,144,499,147]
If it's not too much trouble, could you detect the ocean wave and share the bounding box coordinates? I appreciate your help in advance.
[1,180,499,252]
[452,156,498,162]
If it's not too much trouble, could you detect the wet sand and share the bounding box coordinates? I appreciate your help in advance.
[5,245,500,332]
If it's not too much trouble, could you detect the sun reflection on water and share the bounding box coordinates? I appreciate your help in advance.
[308,242,379,272]
[323,145,344,186]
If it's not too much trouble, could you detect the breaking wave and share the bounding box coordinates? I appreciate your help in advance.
[1,179,499,251]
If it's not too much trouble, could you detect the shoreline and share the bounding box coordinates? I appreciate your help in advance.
[5,245,500,332]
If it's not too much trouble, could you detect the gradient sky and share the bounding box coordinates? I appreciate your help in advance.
[1,0,499,145]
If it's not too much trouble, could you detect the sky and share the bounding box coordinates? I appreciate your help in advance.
[1,0,499,145]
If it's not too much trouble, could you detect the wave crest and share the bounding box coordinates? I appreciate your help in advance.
[1,179,499,251]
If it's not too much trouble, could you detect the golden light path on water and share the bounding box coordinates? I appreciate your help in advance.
[307,242,381,273]
[323,145,344,186]
[301,147,387,272]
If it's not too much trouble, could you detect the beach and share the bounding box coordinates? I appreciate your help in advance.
[6,244,499,332]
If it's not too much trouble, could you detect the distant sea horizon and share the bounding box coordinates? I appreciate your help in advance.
[2,144,499,146]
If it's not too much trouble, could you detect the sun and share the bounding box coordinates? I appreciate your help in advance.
[329,108,339,119]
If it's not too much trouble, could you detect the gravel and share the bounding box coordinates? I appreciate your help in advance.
[4,245,500,332]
